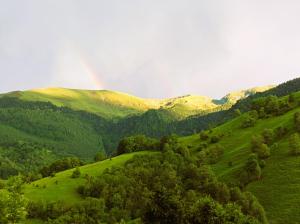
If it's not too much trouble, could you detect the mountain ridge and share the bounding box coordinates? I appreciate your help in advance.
[1,85,274,119]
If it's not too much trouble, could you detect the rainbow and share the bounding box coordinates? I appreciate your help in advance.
[79,57,105,90]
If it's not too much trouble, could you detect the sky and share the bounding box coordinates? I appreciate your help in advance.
[0,0,300,99]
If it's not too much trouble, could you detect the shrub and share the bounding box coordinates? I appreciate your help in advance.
[275,126,288,139]
[206,144,224,164]
[94,151,106,162]
[240,154,261,186]
[259,160,266,168]
[210,135,220,143]
[251,135,270,159]
[262,129,274,146]
[294,112,300,132]
[256,144,271,159]
[117,135,159,155]
[199,131,209,141]
[289,133,300,156]
[71,167,81,178]
[241,111,258,128]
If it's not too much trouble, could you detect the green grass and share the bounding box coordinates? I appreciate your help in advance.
[24,151,152,204]
[2,86,272,120]
[22,99,300,223]
[180,104,300,223]
[12,88,151,119]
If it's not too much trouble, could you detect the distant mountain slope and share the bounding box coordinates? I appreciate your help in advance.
[1,86,273,120]
[172,78,300,135]
[0,83,276,177]
[3,88,152,120]
[20,89,300,223]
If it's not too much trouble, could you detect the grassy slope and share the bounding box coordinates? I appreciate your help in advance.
[180,102,300,223]
[24,151,152,204]
[22,98,297,223]
[2,86,272,120]
[9,88,152,119]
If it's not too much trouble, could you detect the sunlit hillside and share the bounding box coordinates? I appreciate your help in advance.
[1,86,274,119]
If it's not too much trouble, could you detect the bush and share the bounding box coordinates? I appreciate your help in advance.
[40,157,83,178]
[289,133,300,156]
[251,135,271,159]
[241,111,258,128]
[210,134,222,144]
[275,126,288,139]
[240,154,261,186]
[199,131,209,141]
[71,167,81,178]
[257,144,271,159]
[94,151,106,162]
[117,135,159,155]
[206,144,224,164]
[262,129,274,146]
[294,112,300,132]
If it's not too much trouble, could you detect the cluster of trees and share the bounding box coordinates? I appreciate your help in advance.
[251,95,293,117]
[77,148,266,223]
[197,144,224,164]
[241,94,298,129]
[241,111,259,128]
[199,130,224,144]
[240,154,263,187]
[116,135,159,155]
[28,141,267,224]
[251,131,272,160]
[39,157,83,177]
[0,141,55,179]
[26,143,268,223]
[239,128,280,186]
[0,176,28,224]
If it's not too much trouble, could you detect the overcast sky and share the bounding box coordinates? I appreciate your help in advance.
[0,0,299,98]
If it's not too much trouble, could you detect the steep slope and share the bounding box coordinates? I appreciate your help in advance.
[180,92,300,223]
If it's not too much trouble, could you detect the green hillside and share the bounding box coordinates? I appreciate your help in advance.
[21,148,265,223]
[179,92,300,223]
[4,88,152,120]
[2,86,272,120]
[17,93,300,223]
[0,97,112,178]
[24,151,151,204]
[0,85,275,178]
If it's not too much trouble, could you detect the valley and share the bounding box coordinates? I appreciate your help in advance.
[1,78,300,223]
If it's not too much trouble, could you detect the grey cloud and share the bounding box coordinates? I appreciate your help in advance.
[0,0,299,98]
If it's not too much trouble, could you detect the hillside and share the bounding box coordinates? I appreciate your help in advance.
[4,86,299,223]
[22,148,266,223]
[0,85,275,178]
[180,92,300,223]
[173,78,300,136]
[24,151,151,204]
[1,86,272,120]
[3,88,153,120]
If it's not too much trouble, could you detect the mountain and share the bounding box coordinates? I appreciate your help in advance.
[0,84,275,178]
[1,86,273,120]
[171,78,300,136]
[22,88,300,223]
[178,91,300,223]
